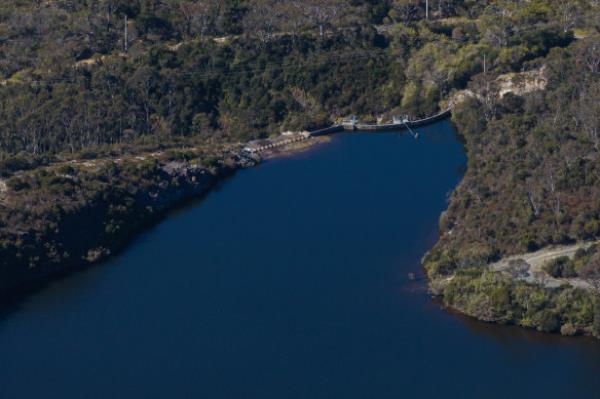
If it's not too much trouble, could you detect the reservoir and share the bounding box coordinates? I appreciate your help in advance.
[1,122,600,398]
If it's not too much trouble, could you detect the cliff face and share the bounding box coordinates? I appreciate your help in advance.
[496,68,548,98]
[0,153,258,297]
[450,67,549,107]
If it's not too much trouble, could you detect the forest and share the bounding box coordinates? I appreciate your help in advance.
[0,0,594,163]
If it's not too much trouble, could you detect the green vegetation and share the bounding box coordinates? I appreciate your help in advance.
[426,34,600,273]
[0,148,251,292]
[443,267,597,335]
[541,246,597,278]
[419,1,600,336]
[544,257,578,278]
[0,0,588,163]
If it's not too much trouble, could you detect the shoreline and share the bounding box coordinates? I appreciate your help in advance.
[0,116,427,302]
[0,163,234,300]
[3,118,595,340]
[0,132,332,301]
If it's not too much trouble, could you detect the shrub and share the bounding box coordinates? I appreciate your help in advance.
[6,177,30,191]
[543,256,577,278]
[58,165,76,176]
[165,150,195,161]
[560,323,578,336]
[584,220,600,238]
[533,308,559,332]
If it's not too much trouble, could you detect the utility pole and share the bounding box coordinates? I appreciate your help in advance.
[483,52,487,76]
[124,14,129,53]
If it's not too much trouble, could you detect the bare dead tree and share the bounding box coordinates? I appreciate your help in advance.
[303,0,345,37]
[471,67,499,121]
[578,40,600,75]
[577,81,600,149]
[179,1,212,39]
[581,255,600,294]
[280,1,307,38]
[526,177,543,217]
[556,0,581,33]
[244,0,281,44]
[389,0,421,26]
[546,165,556,194]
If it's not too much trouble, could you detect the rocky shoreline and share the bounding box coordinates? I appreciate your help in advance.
[0,151,255,298]
[0,133,332,300]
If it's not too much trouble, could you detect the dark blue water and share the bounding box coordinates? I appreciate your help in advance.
[1,122,600,399]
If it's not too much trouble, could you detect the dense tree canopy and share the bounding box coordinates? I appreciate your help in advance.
[0,0,595,162]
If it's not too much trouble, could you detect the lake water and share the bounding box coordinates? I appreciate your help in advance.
[1,122,600,398]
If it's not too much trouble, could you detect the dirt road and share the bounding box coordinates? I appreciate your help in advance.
[490,242,597,289]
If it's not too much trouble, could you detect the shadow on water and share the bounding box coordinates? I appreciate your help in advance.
[436,296,600,349]
[0,137,334,324]
[0,168,245,323]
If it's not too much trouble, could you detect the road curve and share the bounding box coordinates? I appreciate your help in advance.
[490,242,598,290]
